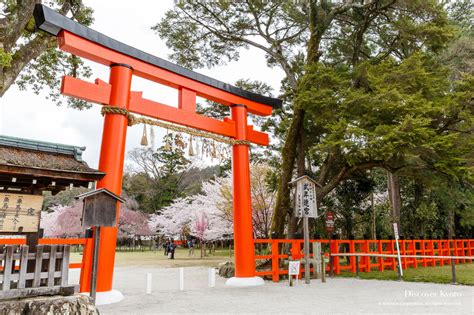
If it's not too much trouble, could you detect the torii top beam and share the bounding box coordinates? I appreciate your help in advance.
[33,4,282,116]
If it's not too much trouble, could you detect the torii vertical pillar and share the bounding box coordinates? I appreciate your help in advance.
[226,104,264,286]
[81,64,132,298]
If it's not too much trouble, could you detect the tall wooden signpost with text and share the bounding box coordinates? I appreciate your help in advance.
[291,175,319,284]
[33,4,281,296]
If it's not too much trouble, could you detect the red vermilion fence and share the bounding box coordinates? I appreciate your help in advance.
[0,237,93,292]
[3,237,473,287]
[254,239,474,282]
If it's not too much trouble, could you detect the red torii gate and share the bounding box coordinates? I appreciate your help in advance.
[34,5,281,293]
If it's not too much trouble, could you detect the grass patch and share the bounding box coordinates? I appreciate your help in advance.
[70,248,235,268]
[338,263,474,285]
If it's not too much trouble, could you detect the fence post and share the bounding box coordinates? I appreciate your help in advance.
[332,240,340,275]
[422,240,428,267]
[437,240,443,266]
[378,240,384,272]
[80,230,94,293]
[350,240,356,273]
[365,240,371,272]
[146,273,152,294]
[454,240,459,264]
[33,245,44,288]
[60,245,70,287]
[208,268,216,288]
[271,240,279,282]
[468,239,473,263]
[411,240,417,269]
[391,240,396,271]
[179,267,184,291]
[47,245,57,287]
[445,240,450,265]
[18,245,29,289]
[2,245,14,291]
[321,252,326,283]
[401,240,407,270]
[355,255,360,279]
[429,240,435,266]
[329,240,335,277]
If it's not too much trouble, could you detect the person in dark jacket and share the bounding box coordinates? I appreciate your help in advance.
[168,240,175,259]
[164,239,170,256]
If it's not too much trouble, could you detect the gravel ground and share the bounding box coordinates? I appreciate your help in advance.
[69,266,474,314]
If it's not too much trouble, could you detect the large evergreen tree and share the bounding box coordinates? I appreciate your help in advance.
[156,0,473,238]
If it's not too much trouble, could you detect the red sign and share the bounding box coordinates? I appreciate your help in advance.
[326,211,335,233]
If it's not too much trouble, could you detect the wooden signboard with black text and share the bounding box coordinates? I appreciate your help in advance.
[0,193,42,233]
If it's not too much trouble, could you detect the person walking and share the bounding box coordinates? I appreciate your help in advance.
[188,239,194,256]
[168,240,175,259]
[164,239,170,256]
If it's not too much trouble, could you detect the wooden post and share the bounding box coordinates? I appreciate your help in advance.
[60,245,70,287]
[329,234,334,277]
[47,245,57,287]
[451,257,457,284]
[33,245,43,288]
[2,246,14,291]
[321,253,326,283]
[303,216,310,284]
[18,245,29,289]
[90,226,101,302]
[355,255,360,279]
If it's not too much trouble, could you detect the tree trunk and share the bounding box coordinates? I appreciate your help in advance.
[286,126,307,239]
[271,107,305,238]
[387,172,401,231]
[371,189,376,240]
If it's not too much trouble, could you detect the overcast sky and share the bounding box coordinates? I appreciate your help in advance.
[0,0,284,170]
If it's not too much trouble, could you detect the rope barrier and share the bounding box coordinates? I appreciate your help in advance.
[101,106,250,146]
[331,253,474,260]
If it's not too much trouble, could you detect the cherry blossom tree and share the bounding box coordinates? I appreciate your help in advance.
[41,198,151,238]
[150,177,233,243]
[220,164,276,238]
[41,203,83,238]
[193,212,209,258]
[151,164,275,243]
[118,206,152,238]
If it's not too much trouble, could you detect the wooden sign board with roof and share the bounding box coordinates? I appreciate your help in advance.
[76,188,125,228]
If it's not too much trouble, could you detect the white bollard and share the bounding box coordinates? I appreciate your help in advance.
[179,267,184,291]
[208,268,216,288]
[146,273,152,294]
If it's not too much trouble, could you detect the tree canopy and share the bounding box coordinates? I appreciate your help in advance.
[0,0,93,108]
[156,0,473,238]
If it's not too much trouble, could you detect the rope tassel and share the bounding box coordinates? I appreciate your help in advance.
[140,124,148,146]
[101,106,250,146]
[188,136,195,156]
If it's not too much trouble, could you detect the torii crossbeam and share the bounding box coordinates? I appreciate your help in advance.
[34,5,281,294]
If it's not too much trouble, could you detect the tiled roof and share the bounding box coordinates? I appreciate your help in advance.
[0,135,100,174]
